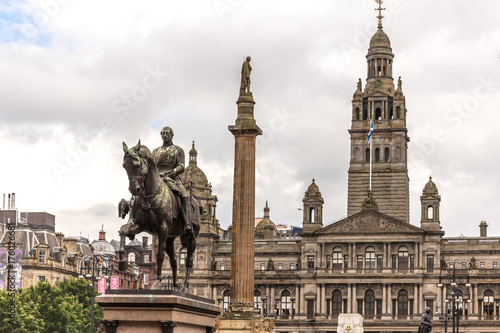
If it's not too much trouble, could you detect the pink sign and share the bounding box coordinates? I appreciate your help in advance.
[98,278,106,295]
[110,276,119,290]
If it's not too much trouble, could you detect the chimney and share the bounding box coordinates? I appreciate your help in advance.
[99,224,106,240]
[2,193,5,210]
[11,193,15,210]
[8,194,10,209]
[142,236,148,249]
[479,221,488,237]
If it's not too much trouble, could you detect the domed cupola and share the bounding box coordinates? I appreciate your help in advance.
[420,176,442,232]
[302,178,324,233]
[255,201,280,239]
[181,141,209,193]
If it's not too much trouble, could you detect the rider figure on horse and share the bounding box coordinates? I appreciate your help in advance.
[152,126,194,235]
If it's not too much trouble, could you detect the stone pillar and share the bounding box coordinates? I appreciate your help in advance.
[347,283,352,313]
[321,284,326,315]
[474,283,478,315]
[295,284,300,316]
[387,283,392,315]
[352,284,357,313]
[228,92,262,309]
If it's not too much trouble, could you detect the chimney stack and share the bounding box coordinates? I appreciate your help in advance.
[2,193,5,210]
[8,194,11,209]
[11,193,15,210]
[479,221,488,237]
[142,236,148,249]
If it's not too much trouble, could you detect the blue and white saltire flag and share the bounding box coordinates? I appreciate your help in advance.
[367,120,373,144]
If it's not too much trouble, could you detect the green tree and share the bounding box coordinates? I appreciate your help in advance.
[0,278,103,333]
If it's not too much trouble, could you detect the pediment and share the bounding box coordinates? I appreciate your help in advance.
[314,209,424,235]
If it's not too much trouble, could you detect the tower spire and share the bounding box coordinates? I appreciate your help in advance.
[375,0,386,29]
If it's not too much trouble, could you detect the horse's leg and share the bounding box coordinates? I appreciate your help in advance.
[117,233,128,271]
[151,229,166,290]
[181,233,196,292]
[165,237,179,290]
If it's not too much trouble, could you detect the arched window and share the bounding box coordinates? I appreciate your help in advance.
[332,289,342,316]
[375,148,380,162]
[366,148,370,163]
[398,289,408,315]
[128,252,135,262]
[364,289,375,317]
[375,108,382,120]
[363,108,368,120]
[484,290,494,317]
[396,106,401,119]
[427,206,434,220]
[384,148,390,162]
[365,246,376,269]
[332,247,343,270]
[254,290,262,313]
[223,290,231,311]
[355,108,360,120]
[398,246,409,270]
[281,290,291,318]
[310,207,315,223]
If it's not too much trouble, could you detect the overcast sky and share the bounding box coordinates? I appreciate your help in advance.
[1,0,499,243]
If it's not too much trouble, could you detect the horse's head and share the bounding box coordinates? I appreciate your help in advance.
[122,140,149,196]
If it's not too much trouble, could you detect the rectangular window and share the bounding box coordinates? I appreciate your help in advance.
[38,250,46,264]
[462,262,467,269]
[392,300,397,315]
[144,254,150,263]
[449,262,454,270]
[376,299,382,316]
[263,300,267,314]
[410,255,415,269]
[427,255,434,273]
[343,299,348,313]
[493,262,498,269]
[344,255,349,269]
[377,255,383,270]
[480,262,485,269]
[326,300,331,316]
[180,252,186,269]
[357,255,363,269]
[426,300,434,316]
[38,276,46,281]
[410,299,414,314]
[392,255,397,269]
[278,263,283,270]
[261,263,265,270]
[326,255,331,269]
[220,263,225,270]
[290,263,295,270]
[144,273,149,285]
[307,256,315,269]
[357,300,363,314]
[307,300,314,319]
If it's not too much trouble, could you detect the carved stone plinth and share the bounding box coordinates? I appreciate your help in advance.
[215,307,274,333]
[96,290,220,333]
[337,313,363,333]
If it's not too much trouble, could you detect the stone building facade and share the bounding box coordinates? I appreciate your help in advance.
[163,14,500,333]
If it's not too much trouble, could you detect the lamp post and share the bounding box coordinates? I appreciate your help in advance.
[78,254,110,333]
[437,262,471,333]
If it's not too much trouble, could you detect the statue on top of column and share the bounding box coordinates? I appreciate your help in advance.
[240,56,252,95]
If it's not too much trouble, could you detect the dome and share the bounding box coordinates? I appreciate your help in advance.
[422,176,439,195]
[91,239,116,256]
[305,178,321,197]
[369,28,391,49]
[183,164,209,187]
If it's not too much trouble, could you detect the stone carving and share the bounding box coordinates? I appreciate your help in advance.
[418,307,432,333]
[267,258,274,271]
[469,257,477,270]
[211,257,217,271]
[296,257,301,270]
[441,257,448,270]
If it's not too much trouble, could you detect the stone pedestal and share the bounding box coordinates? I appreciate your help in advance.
[337,313,363,333]
[96,290,220,333]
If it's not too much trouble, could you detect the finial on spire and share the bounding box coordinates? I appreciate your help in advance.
[374,0,386,29]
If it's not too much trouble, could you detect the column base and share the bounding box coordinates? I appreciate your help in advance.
[215,309,274,333]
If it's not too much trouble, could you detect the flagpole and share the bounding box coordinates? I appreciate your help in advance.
[369,131,372,191]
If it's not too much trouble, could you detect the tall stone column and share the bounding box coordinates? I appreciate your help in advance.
[228,89,262,308]
[216,57,273,333]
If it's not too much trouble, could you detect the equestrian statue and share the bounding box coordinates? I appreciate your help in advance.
[117,128,200,291]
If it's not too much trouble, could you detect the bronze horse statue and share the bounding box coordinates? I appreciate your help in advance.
[117,141,200,291]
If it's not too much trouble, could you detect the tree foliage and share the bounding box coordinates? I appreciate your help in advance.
[0,277,103,333]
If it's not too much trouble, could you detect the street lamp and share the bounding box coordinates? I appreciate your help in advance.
[437,262,471,333]
[78,254,110,333]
